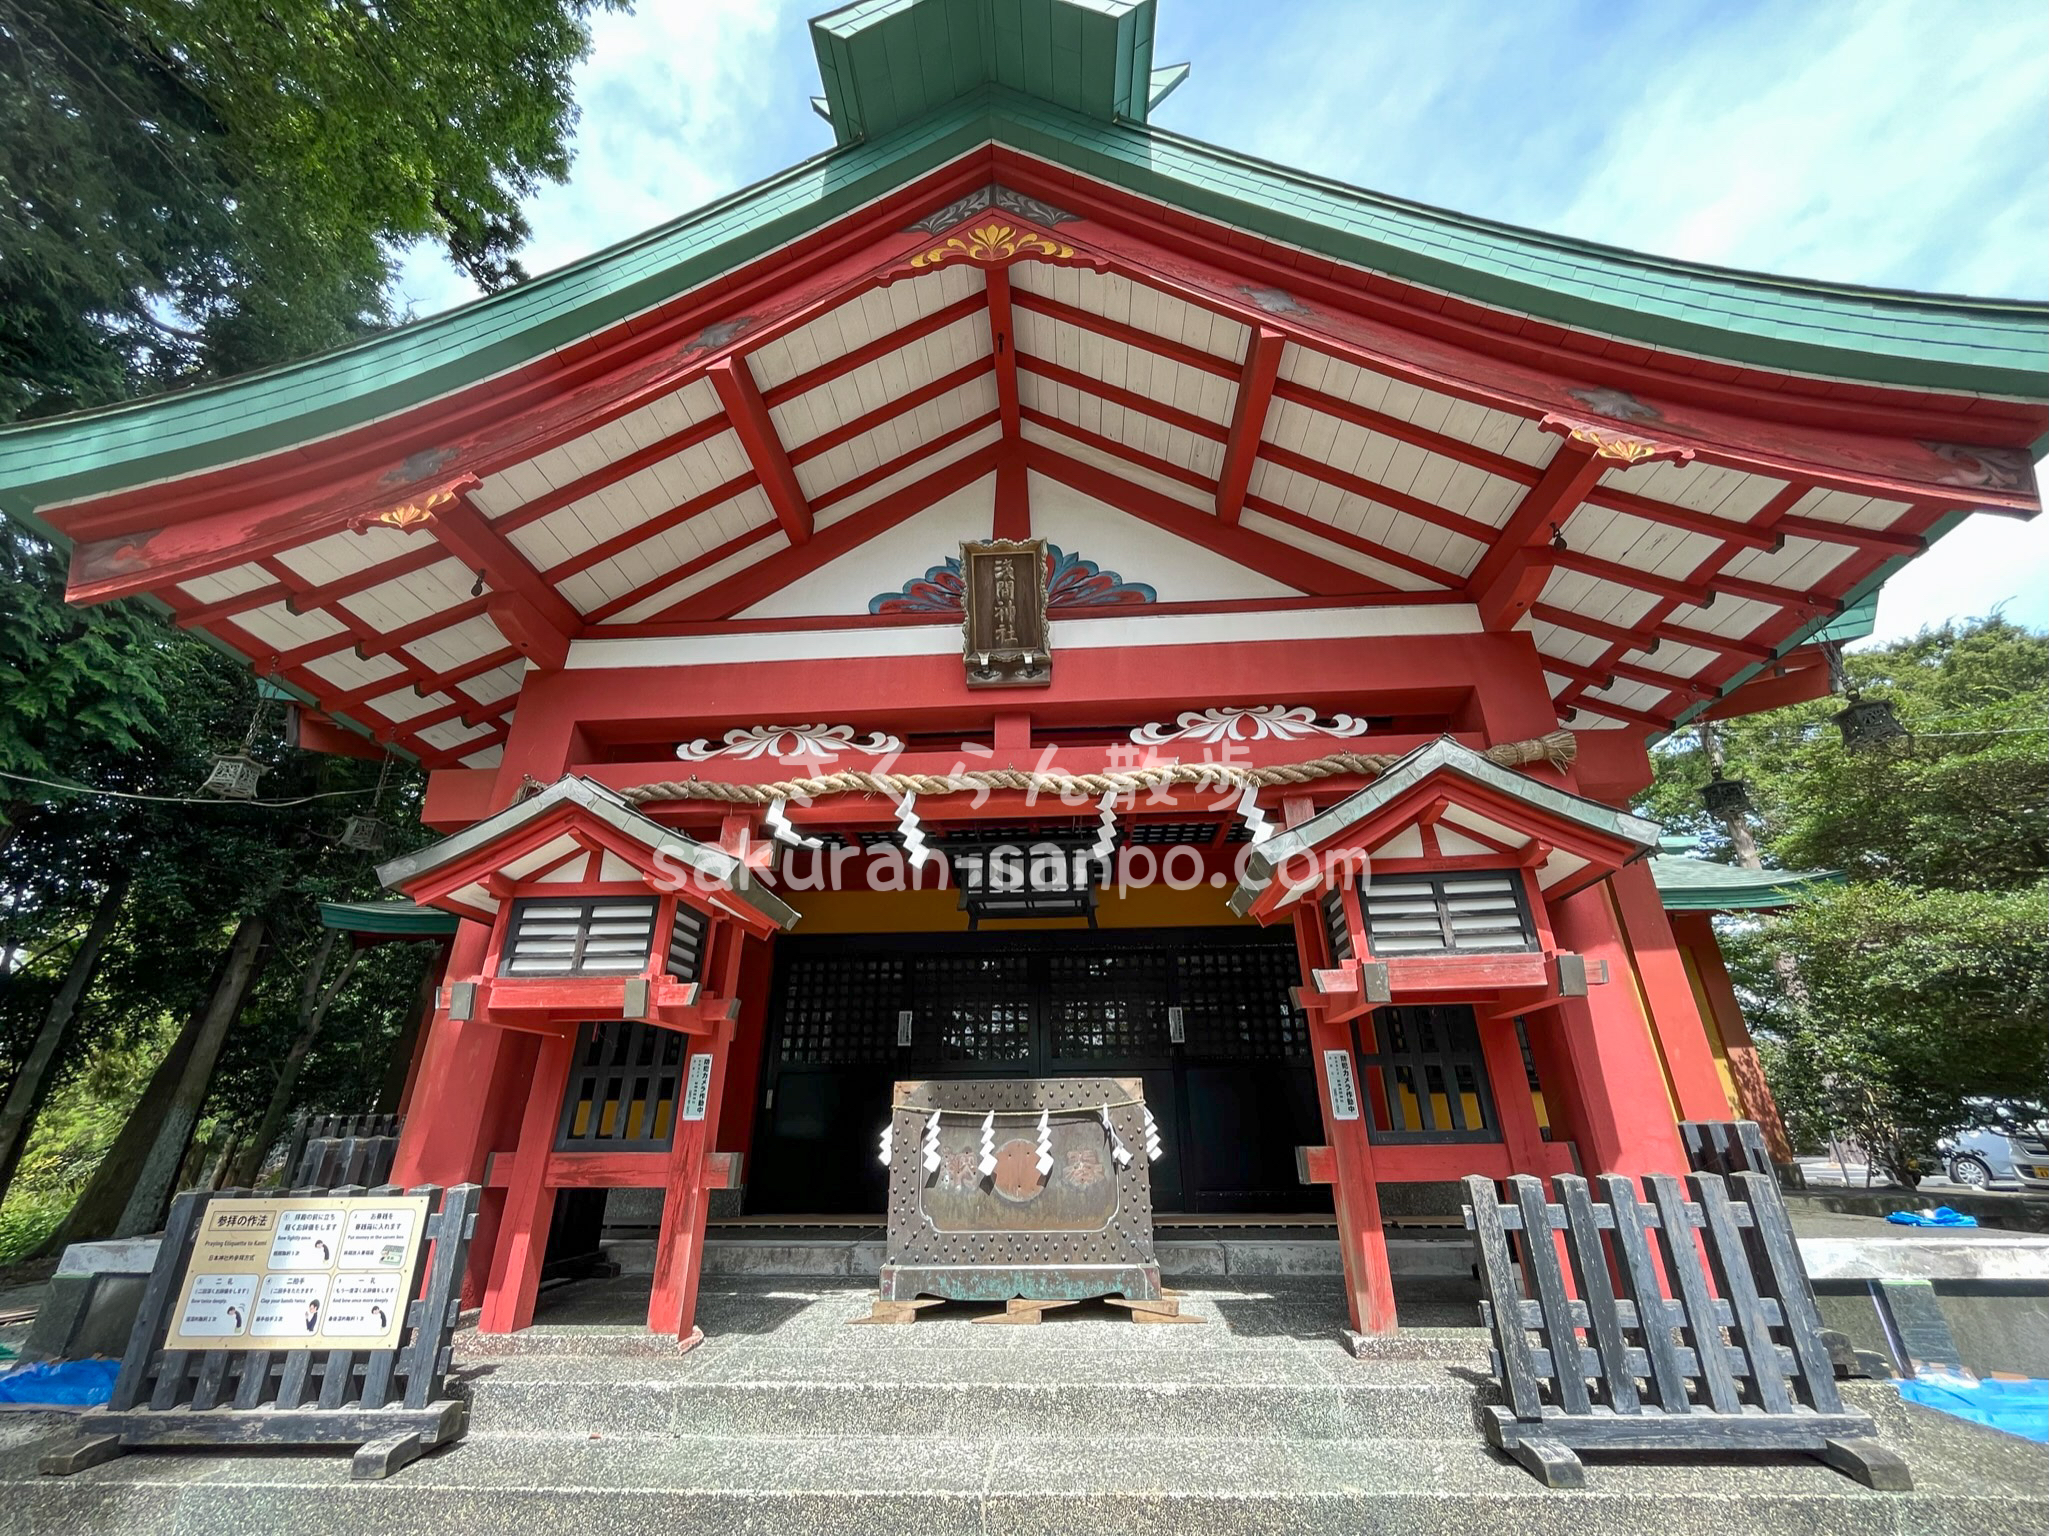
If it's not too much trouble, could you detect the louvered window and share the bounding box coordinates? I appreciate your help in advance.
[499,896,658,977]
[1360,871,1535,956]
[666,903,706,983]
[1320,887,1354,963]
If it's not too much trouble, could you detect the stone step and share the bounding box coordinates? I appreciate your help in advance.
[453,1353,1492,1439]
[7,1420,2045,1536]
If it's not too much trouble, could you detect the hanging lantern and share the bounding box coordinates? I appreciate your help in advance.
[338,813,388,853]
[199,751,265,801]
[1700,769,1753,820]
[1834,693,1908,751]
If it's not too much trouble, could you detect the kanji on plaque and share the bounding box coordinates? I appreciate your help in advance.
[340,1204,418,1269]
[268,1208,344,1269]
[1323,1049,1361,1121]
[325,1273,406,1338]
[252,1272,330,1338]
[174,1273,258,1339]
[680,1053,715,1121]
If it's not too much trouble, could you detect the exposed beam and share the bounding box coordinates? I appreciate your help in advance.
[1216,327,1285,526]
[709,357,812,547]
[760,289,987,409]
[993,449,1029,540]
[1022,440,1382,598]
[270,595,494,674]
[1016,355,1228,443]
[1258,442,1497,544]
[1269,379,1539,487]
[1559,694,1677,733]
[1020,408,1215,494]
[1528,602,1776,666]
[427,495,580,670]
[1008,287,1238,380]
[651,442,1005,624]
[1548,547,1835,616]
[1239,495,1456,589]
[1587,484,1780,551]
[1773,514,1924,556]
[810,409,1002,514]
[1539,652,1718,702]
[786,358,991,466]
[986,265,1022,438]
[540,471,759,584]
[1466,440,1606,631]
[495,414,732,536]
[581,522,785,626]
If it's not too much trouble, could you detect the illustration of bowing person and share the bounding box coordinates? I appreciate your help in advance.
[304,1299,321,1333]
[225,1305,245,1331]
[371,1305,389,1331]
[313,1238,331,1263]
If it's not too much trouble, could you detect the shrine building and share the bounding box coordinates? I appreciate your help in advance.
[4,0,2044,1343]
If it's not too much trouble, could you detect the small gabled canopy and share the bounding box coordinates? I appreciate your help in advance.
[377,775,798,934]
[1650,848,1841,913]
[318,898,460,939]
[1229,735,1660,916]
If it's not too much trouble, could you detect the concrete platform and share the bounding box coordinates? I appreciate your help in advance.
[5,1274,2046,1535]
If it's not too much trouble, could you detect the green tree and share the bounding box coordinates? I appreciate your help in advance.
[1643,618,2049,1187]
[1,0,624,420]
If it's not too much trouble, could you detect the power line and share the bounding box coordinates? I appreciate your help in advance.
[0,769,376,809]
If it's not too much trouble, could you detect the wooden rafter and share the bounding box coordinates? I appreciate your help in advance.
[1216,327,1284,526]
[709,358,812,547]
[1466,440,1606,631]
[427,493,580,670]
[986,265,1022,437]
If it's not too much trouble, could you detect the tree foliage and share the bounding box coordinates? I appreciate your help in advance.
[1,0,623,420]
[1643,618,2049,1186]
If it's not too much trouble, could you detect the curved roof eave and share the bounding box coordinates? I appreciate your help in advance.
[3,86,2044,518]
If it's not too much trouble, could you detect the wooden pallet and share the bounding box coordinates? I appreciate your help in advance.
[1462,1171,1909,1490]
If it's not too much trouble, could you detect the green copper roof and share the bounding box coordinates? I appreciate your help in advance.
[812,0,1181,146]
[3,10,2044,525]
[1649,852,1842,912]
[318,899,460,938]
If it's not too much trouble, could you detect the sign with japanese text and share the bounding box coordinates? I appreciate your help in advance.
[164,1194,429,1352]
[1323,1049,1361,1121]
[680,1053,715,1122]
[961,539,1051,688]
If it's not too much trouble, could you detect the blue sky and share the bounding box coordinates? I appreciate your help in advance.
[394,0,2049,646]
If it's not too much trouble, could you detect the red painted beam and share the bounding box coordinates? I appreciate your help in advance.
[1020,406,1215,494]
[811,409,1002,513]
[1022,440,1379,598]
[993,448,1029,540]
[1541,651,1717,703]
[1466,440,1606,630]
[540,471,759,584]
[1773,514,1924,556]
[1527,604,1774,666]
[760,288,988,409]
[268,595,495,676]
[495,414,733,537]
[1270,378,1539,487]
[1548,547,1835,616]
[986,265,1022,438]
[1216,327,1284,526]
[652,441,1004,623]
[709,358,812,547]
[1238,494,1453,588]
[428,496,579,670]
[581,521,785,626]
[786,358,991,467]
[1016,354,1228,443]
[1258,441,1497,544]
[1009,286,1238,380]
[1587,484,1780,551]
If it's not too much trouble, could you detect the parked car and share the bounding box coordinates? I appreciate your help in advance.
[1940,1116,2049,1191]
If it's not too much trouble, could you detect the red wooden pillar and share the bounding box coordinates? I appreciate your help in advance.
[477,1029,577,1333]
[1477,1015,1550,1175]
[1547,881,1692,1177]
[647,927,746,1344]
[1606,861,1735,1121]
[1672,911,1795,1163]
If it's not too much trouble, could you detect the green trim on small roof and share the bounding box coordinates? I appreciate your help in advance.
[3,28,2045,521]
[318,899,459,937]
[1815,590,1880,647]
[1650,853,1842,913]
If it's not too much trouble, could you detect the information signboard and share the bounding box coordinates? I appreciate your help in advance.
[164,1194,430,1352]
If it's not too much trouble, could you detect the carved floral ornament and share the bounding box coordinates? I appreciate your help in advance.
[1538,413,1695,468]
[1129,706,1373,746]
[911,221,1075,271]
[348,473,480,535]
[674,724,904,763]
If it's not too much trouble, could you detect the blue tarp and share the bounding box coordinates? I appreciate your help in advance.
[1884,1206,1979,1228]
[1898,1376,2049,1443]
[0,1358,119,1407]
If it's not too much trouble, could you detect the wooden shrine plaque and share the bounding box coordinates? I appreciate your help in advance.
[961,538,1051,688]
[164,1193,430,1352]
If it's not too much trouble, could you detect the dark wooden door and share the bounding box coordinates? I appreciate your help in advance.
[747,929,1330,1216]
